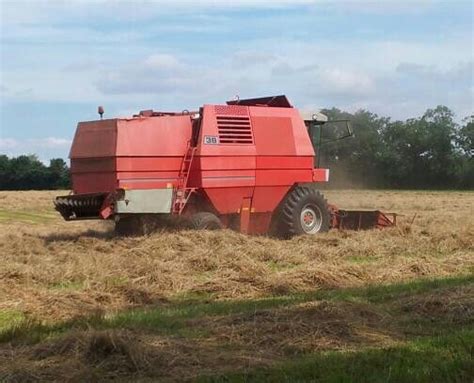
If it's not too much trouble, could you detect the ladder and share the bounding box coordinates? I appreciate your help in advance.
[173,140,197,214]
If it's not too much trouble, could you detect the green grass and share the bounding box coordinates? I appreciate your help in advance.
[0,310,25,332]
[48,280,85,291]
[197,329,474,383]
[103,276,129,288]
[347,255,380,264]
[266,260,298,271]
[0,209,55,224]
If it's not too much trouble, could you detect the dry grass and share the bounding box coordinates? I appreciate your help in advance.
[0,190,473,381]
[0,190,472,321]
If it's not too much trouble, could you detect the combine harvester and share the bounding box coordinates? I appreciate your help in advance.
[55,95,396,236]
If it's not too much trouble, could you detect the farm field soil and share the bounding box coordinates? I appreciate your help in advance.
[0,190,473,382]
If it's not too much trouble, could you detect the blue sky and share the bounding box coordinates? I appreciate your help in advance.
[1,0,473,161]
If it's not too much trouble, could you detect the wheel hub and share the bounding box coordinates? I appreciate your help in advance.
[300,204,323,234]
[303,211,314,224]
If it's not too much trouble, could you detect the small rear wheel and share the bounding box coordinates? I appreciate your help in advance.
[115,215,144,236]
[114,214,165,236]
[278,186,330,237]
[189,212,223,230]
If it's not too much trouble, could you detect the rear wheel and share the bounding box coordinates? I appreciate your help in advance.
[278,186,330,237]
[115,216,143,236]
[114,215,166,236]
[189,212,223,230]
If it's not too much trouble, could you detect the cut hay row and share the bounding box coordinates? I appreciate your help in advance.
[1,280,472,381]
[0,225,472,322]
[0,190,472,321]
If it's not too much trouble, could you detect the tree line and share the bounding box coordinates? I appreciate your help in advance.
[0,105,472,190]
[319,105,473,189]
[0,155,70,190]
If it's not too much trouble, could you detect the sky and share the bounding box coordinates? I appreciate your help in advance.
[0,0,473,162]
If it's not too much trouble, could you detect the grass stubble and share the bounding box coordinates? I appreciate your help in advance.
[0,190,472,381]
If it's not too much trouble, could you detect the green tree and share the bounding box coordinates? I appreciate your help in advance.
[420,106,458,186]
[0,155,12,189]
[0,155,70,190]
[453,116,474,188]
[379,106,460,188]
[49,158,70,189]
[320,108,388,187]
[7,155,48,189]
[457,116,474,157]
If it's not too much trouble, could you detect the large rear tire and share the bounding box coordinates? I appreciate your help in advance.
[278,186,330,237]
[189,212,223,230]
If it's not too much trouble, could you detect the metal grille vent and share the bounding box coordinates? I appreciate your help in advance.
[214,105,248,116]
[216,115,254,144]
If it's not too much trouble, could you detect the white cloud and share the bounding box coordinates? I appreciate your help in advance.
[96,53,200,95]
[318,68,375,95]
[30,137,72,149]
[3,0,471,103]
[0,137,71,150]
[326,0,445,15]
[231,51,278,67]
[0,0,445,25]
[144,54,181,69]
[0,138,19,150]
[0,137,72,163]
[91,43,472,122]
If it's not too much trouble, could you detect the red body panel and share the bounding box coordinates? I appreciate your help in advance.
[205,187,254,214]
[115,117,191,157]
[70,119,117,159]
[68,98,329,234]
[70,116,192,193]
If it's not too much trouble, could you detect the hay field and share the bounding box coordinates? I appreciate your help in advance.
[0,190,473,382]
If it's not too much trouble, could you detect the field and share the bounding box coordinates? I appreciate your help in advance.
[0,190,473,382]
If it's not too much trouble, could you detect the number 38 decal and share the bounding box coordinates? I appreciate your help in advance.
[204,135,219,145]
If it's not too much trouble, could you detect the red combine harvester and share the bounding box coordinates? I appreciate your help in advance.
[55,95,396,236]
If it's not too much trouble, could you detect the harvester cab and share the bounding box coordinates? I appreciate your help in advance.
[302,111,353,168]
[55,94,396,235]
